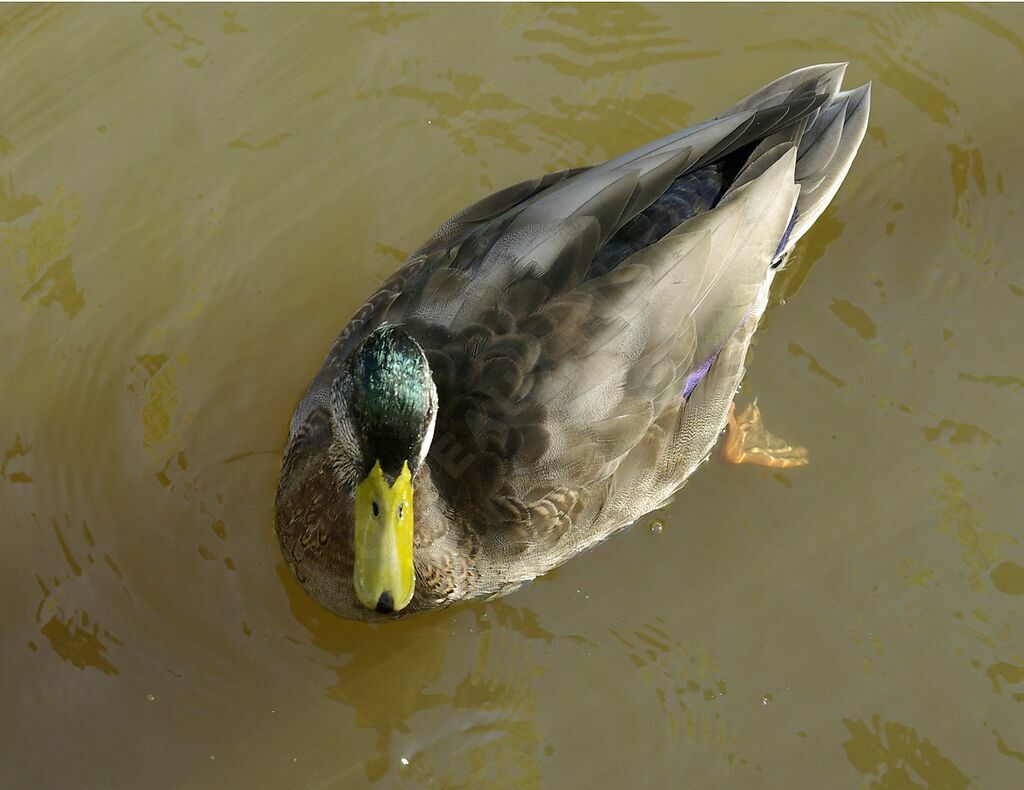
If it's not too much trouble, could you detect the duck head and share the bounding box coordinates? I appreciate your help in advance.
[330,324,437,614]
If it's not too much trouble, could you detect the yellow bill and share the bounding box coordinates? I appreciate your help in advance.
[353,460,415,613]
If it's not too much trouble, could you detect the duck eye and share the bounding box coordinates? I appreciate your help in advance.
[372,500,380,517]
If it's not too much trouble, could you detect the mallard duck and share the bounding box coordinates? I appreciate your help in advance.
[275,64,870,620]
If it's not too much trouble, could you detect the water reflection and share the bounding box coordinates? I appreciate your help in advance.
[771,206,846,305]
[609,622,739,764]
[406,604,552,787]
[278,561,556,784]
[941,4,1024,57]
[278,553,571,784]
[515,4,720,78]
[749,9,959,127]
[279,561,446,779]
[358,5,710,174]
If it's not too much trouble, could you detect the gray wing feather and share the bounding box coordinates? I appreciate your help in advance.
[287,64,870,556]
[506,149,797,507]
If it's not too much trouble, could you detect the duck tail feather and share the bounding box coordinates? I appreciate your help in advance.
[717,62,849,118]
[783,81,871,253]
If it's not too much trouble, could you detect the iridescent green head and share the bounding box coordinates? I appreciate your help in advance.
[345,324,436,480]
[332,324,437,614]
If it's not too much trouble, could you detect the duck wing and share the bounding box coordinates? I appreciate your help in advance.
[419,148,800,553]
[289,64,870,557]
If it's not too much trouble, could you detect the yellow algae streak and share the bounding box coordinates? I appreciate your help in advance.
[986,661,1024,695]
[227,133,292,152]
[994,731,1024,764]
[935,472,1017,591]
[373,242,409,263]
[788,342,847,389]
[52,518,82,577]
[829,298,878,340]
[1,185,84,317]
[135,353,169,376]
[0,4,55,41]
[1,186,80,285]
[34,523,122,675]
[842,715,970,789]
[134,352,191,463]
[958,371,1024,391]
[40,613,119,675]
[922,418,997,447]
[20,255,85,318]
[899,558,934,589]
[990,561,1024,596]
[221,10,248,34]
[0,175,41,222]
[140,6,204,53]
[350,4,426,36]
[1,434,32,483]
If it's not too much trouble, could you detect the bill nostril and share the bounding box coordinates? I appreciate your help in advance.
[375,591,394,614]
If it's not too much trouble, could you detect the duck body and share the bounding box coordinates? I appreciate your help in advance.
[275,64,870,620]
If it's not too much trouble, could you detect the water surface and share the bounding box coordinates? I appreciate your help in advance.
[2,4,1023,787]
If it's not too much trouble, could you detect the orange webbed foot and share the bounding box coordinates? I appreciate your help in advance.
[719,401,809,468]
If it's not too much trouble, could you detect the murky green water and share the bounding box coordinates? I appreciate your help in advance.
[3,3,1023,787]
